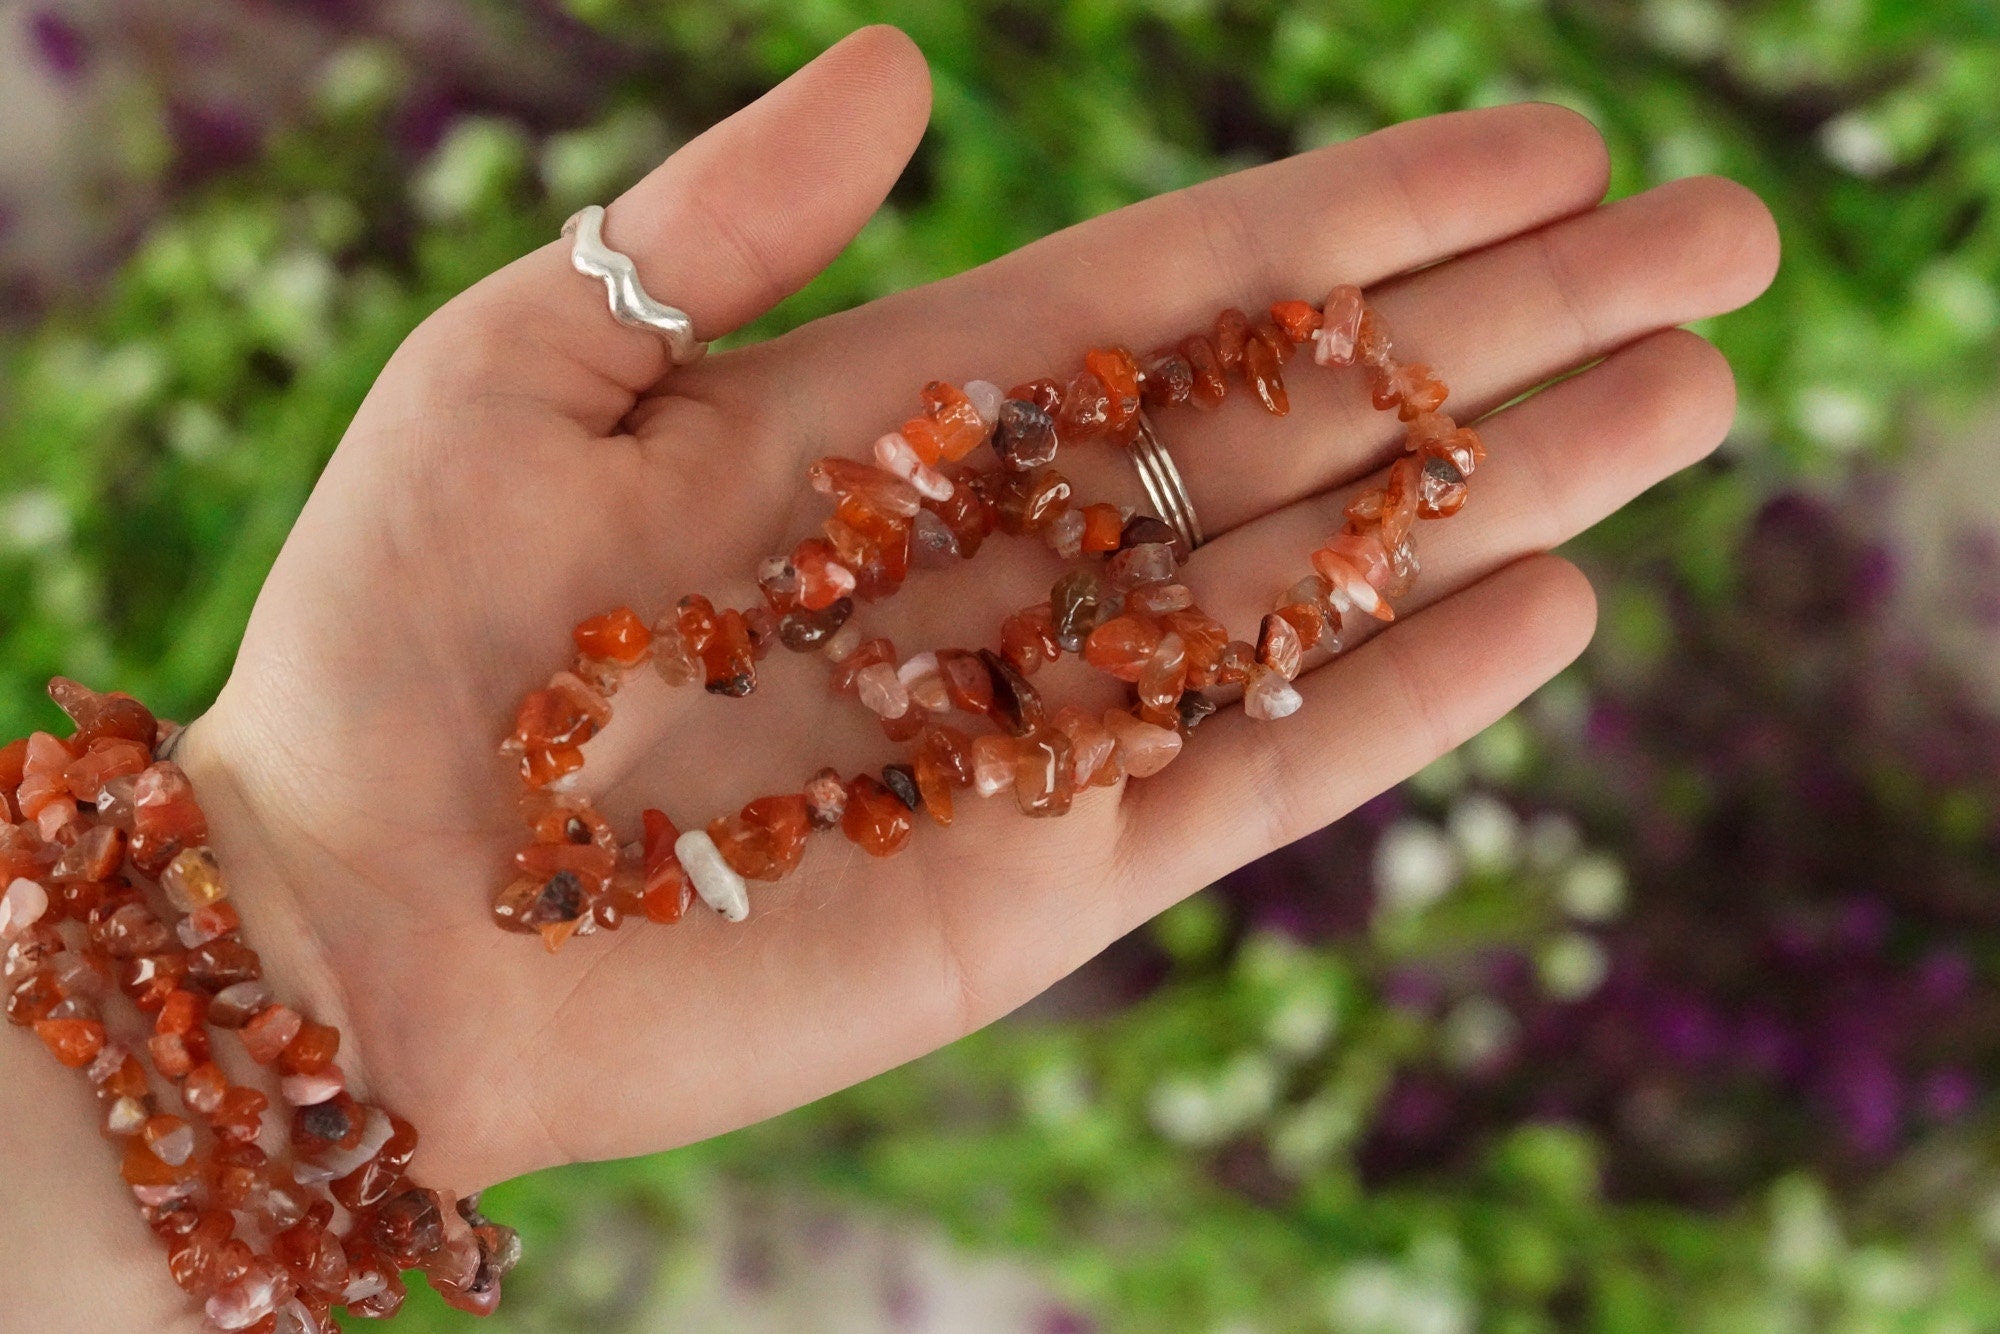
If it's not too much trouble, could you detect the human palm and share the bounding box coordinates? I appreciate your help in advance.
[174,27,1778,1199]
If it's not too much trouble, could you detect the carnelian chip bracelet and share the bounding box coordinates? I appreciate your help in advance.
[495,285,1486,944]
[1,681,518,1332]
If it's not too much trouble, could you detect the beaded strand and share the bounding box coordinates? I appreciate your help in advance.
[494,286,1484,942]
[1,683,519,1332]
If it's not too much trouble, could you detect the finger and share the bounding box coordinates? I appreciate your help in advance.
[414,25,932,433]
[1161,174,1779,535]
[1114,554,1598,909]
[774,102,1610,427]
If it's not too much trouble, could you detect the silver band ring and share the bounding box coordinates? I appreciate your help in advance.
[1128,412,1204,553]
[562,204,707,366]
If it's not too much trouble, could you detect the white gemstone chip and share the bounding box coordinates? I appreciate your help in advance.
[675,829,750,923]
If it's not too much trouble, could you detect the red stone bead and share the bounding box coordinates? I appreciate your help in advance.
[373,1187,446,1265]
[1013,729,1075,818]
[35,1015,104,1067]
[926,465,995,557]
[1140,349,1194,408]
[292,1092,365,1159]
[913,726,973,826]
[1274,601,1326,651]
[279,1021,341,1077]
[1242,335,1288,415]
[935,649,996,715]
[803,768,848,830]
[62,738,150,804]
[1257,612,1305,680]
[1056,371,1111,443]
[131,762,207,849]
[1007,377,1063,415]
[1083,347,1143,438]
[638,809,694,924]
[830,638,896,695]
[572,607,651,666]
[977,649,1046,738]
[48,676,158,746]
[1270,299,1322,341]
[1180,335,1228,407]
[241,1005,304,1064]
[1417,452,1470,517]
[840,776,913,857]
[920,381,990,461]
[1213,308,1253,371]
[1083,615,1162,683]
[709,795,811,881]
[991,468,1072,536]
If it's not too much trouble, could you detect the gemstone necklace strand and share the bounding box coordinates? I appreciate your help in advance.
[494,284,1484,945]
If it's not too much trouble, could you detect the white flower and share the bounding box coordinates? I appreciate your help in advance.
[1558,854,1626,922]
[1373,821,1460,915]
[1441,997,1518,1071]
[1447,793,1520,873]
[1538,933,1609,1000]
[1820,111,1895,177]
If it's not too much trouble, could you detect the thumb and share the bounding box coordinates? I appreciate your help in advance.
[424,25,932,431]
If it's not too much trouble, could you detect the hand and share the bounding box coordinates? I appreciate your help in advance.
[160,26,1777,1202]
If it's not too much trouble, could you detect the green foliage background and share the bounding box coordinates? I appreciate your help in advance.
[7,1,2000,1329]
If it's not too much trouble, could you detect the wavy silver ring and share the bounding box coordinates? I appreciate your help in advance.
[1128,412,1204,554]
[561,204,707,366]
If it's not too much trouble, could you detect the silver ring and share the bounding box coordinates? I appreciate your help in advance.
[1128,412,1204,553]
[562,204,707,366]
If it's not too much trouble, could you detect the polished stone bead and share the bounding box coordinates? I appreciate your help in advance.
[970,735,1016,797]
[132,762,208,850]
[1257,612,1305,680]
[1079,503,1125,553]
[841,776,914,857]
[674,828,749,921]
[48,677,158,747]
[572,607,652,666]
[855,662,911,719]
[936,649,996,715]
[927,382,994,462]
[1056,370,1111,442]
[1106,541,1177,589]
[1417,452,1470,517]
[963,379,1005,428]
[36,1014,105,1066]
[241,1005,303,1064]
[1314,285,1365,366]
[1053,706,1118,787]
[1356,308,1392,368]
[1213,308,1253,371]
[639,809,695,923]
[710,795,810,881]
[202,981,269,1031]
[699,608,757,696]
[1013,729,1075,818]
[490,871,585,935]
[1273,600,1327,651]
[1176,689,1219,733]
[279,1021,340,1077]
[778,596,853,652]
[1244,667,1305,721]
[978,649,1046,737]
[991,397,1060,471]
[1044,507,1087,560]
[1112,704,1184,776]
[1140,349,1194,408]
[1215,640,1257,687]
[1125,582,1193,616]
[1181,334,1228,407]
[161,847,226,913]
[925,464,995,557]
[1008,377,1063,415]
[62,739,150,805]
[1242,335,1288,415]
[830,637,896,694]
[804,767,848,830]
[913,726,973,825]
[1083,347,1143,437]
[1270,299,1322,341]
[1372,361,1448,419]
[999,606,1059,676]
[1051,568,1106,652]
[1138,632,1189,710]
[991,468,1073,536]
[1083,615,1162,682]
[881,764,923,814]
[792,538,859,610]
[0,876,48,940]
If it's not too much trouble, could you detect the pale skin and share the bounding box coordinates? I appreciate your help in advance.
[0,26,1780,1329]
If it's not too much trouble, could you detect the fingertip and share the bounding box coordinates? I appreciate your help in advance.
[1515,553,1599,666]
[1665,174,1783,306]
[1513,100,1613,202]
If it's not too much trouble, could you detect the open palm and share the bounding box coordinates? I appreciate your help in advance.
[175,26,1778,1199]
